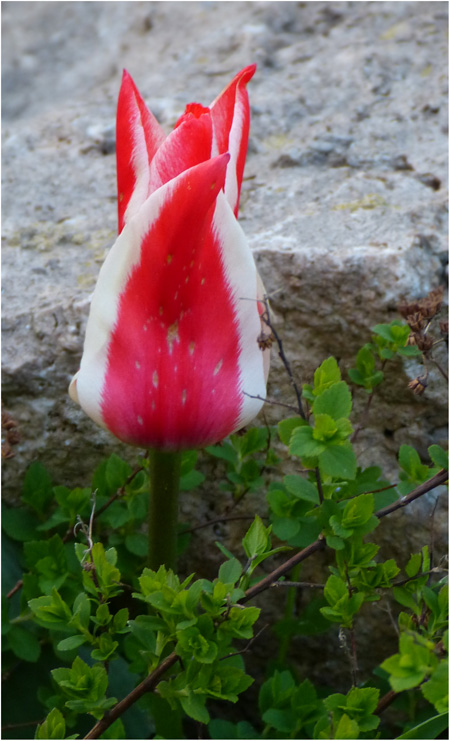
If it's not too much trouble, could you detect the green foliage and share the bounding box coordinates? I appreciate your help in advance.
[2,310,447,740]
[205,427,278,498]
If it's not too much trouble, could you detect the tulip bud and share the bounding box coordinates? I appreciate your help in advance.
[70,67,270,451]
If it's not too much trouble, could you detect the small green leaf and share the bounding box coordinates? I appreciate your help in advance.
[428,445,448,470]
[125,533,148,557]
[57,634,88,652]
[278,417,308,446]
[313,382,352,420]
[8,625,41,662]
[313,357,342,394]
[421,661,448,714]
[334,713,359,739]
[242,516,271,559]
[283,475,319,503]
[35,708,67,740]
[396,712,448,739]
[21,461,53,516]
[290,426,325,458]
[319,443,357,480]
[218,558,242,585]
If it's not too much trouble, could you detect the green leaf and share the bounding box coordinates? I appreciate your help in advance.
[180,690,210,724]
[428,445,448,470]
[278,417,308,446]
[263,707,298,733]
[341,494,374,529]
[421,661,448,714]
[313,382,352,420]
[57,634,88,652]
[290,426,325,458]
[313,414,338,441]
[398,445,429,482]
[205,443,238,465]
[218,558,242,585]
[272,518,301,541]
[35,708,67,740]
[180,469,205,491]
[21,461,53,516]
[334,713,359,739]
[283,475,319,503]
[208,719,257,739]
[396,712,448,739]
[313,357,342,394]
[319,443,357,480]
[8,625,41,662]
[106,453,132,492]
[125,533,148,557]
[2,504,40,542]
[324,575,348,606]
[242,516,271,559]
[405,553,422,578]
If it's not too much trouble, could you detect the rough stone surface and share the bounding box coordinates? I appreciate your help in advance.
[2,0,448,692]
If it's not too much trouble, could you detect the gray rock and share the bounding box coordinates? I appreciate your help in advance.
[2,1,447,689]
[3,2,447,489]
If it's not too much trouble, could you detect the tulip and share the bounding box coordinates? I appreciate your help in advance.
[69,66,270,568]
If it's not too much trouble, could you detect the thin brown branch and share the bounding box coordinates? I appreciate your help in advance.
[239,538,327,604]
[220,623,269,660]
[243,392,300,414]
[1,719,43,731]
[375,689,398,714]
[181,514,267,535]
[375,469,447,519]
[430,356,448,382]
[351,359,388,443]
[260,296,306,419]
[270,580,325,589]
[84,652,178,739]
[6,579,23,600]
[240,468,447,604]
[315,467,324,503]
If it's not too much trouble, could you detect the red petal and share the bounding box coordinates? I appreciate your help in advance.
[100,154,245,450]
[210,64,256,216]
[147,108,213,194]
[116,70,165,233]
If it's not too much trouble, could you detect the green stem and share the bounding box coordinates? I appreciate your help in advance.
[148,449,182,571]
[277,562,301,665]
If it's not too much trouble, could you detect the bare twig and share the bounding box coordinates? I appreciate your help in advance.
[270,580,325,589]
[351,360,387,443]
[375,470,447,519]
[315,467,324,504]
[220,623,269,660]
[83,652,178,739]
[375,689,398,714]
[243,392,300,414]
[239,538,327,604]
[240,469,448,604]
[430,357,448,382]
[180,514,267,535]
[259,296,306,419]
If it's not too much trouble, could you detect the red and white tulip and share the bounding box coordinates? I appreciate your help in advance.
[70,66,270,450]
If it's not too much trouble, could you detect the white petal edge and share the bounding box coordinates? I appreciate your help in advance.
[212,192,269,430]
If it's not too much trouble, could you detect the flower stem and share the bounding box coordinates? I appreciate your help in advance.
[148,450,182,571]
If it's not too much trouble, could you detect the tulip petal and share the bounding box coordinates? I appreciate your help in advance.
[147,108,212,194]
[210,64,256,216]
[116,70,165,233]
[75,154,267,450]
[212,192,269,430]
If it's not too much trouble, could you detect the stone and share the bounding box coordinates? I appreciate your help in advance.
[2,0,448,690]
